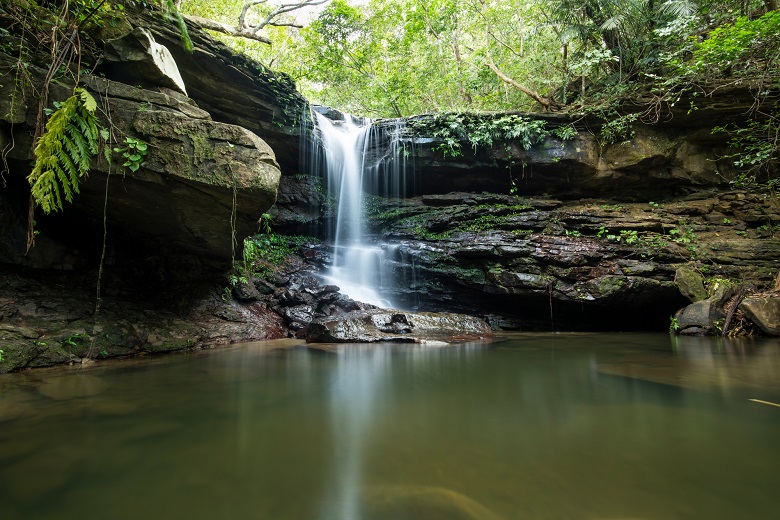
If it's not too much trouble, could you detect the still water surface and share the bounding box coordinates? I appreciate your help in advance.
[1,333,779,520]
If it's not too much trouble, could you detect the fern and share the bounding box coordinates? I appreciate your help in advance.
[28,87,103,214]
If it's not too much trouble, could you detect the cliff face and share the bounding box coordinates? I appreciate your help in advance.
[0,2,303,372]
[275,97,780,332]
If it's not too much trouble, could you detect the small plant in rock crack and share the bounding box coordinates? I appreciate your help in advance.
[113,137,148,172]
[669,316,680,333]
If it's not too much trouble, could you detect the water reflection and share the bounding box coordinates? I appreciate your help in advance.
[599,334,780,393]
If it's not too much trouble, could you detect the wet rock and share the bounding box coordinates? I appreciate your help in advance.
[283,305,316,326]
[740,295,780,335]
[306,309,493,343]
[674,267,707,303]
[675,285,735,335]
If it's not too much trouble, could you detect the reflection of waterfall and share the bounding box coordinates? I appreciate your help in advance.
[310,111,417,308]
[321,346,390,520]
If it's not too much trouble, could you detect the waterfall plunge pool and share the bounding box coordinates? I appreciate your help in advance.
[1,333,779,520]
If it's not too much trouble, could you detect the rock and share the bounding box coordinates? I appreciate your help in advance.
[739,295,780,335]
[104,28,188,95]
[675,285,735,335]
[122,4,307,173]
[233,280,261,301]
[1,63,282,262]
[306,309,493,343]
[674,267,707,303]
[283,305,316,325]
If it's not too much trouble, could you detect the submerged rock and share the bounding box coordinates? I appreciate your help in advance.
[36,375,108,400]
[361,485,501,520]
[306,309,493,344]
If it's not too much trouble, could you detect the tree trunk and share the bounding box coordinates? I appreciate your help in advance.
[485,58,554,109]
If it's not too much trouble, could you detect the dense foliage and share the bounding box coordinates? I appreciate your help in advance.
[181,0,779,117]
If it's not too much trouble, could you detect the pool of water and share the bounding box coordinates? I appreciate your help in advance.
[1,333,779,520]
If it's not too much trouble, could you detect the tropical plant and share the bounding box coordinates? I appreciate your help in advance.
[28,87,105,214]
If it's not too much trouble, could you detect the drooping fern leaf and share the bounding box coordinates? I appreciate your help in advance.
[28,87,103,214]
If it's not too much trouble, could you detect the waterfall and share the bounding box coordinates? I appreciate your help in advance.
[311,110,410,308]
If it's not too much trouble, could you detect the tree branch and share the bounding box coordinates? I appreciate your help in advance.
[485,57,553,108]
[255,0,330,35]
[478,2,554,110]
[185,15,272,44]
[186,0,331,45]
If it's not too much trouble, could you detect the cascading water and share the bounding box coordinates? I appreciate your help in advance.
[312,111,407,308]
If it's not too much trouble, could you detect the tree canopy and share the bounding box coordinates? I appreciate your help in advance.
[181,0,779,118]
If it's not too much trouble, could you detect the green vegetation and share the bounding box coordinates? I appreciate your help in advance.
[175,0,779,186]
[406,113,556,158]
[113,137,148,172]
[232,215,318,283]
[28,88,104,214]
[163,0,194,52]
[669,316,680,334]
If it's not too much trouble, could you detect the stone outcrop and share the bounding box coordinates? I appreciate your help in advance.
[1,58,280,264]
[674,283,735,335]
[119,3,308,174]
[0,268,286,373]
[319,190,776,330]
[306,309,493,344]
[674,267,708,303]
[103,27,188,95]
[0,1,302,371]
[365,117,738,201]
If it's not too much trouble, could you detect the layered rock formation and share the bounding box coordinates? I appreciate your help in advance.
[0,2,297,371]
[276,103,780,332]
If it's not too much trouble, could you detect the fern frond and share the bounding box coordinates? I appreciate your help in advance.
[76,87,97,113]
[85,117,100,155]
[53,163,76,203]
[56,145,80,186]
[30,170,59,214]
[65,127,92,171]
[28,89,106,214]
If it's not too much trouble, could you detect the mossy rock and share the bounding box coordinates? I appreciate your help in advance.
[674,267,707,303]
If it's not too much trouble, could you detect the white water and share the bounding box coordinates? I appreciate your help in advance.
[313,112,396,308]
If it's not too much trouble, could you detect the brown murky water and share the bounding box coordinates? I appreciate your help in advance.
[1,333,779,520]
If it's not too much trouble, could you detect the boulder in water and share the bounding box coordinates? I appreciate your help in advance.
[740,295,780,335]
[306,309,493,343]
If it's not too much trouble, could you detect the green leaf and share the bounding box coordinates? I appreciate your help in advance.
[76,88,98,113]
